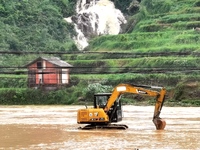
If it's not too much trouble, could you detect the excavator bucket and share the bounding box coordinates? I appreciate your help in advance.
[153,118,166,130]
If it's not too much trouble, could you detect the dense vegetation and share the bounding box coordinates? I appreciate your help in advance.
[0,0,77,52]
[1,0,200,106]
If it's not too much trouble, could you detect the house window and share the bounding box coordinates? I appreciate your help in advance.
[37,61,42,69]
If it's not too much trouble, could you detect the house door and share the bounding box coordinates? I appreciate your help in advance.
[38,70,43,84]
[28,70,36,87]
[62,69,69,84]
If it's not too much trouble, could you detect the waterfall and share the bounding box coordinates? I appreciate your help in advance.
[65,0,127,50]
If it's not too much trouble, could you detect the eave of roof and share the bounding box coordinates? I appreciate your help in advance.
[24,57,73,68]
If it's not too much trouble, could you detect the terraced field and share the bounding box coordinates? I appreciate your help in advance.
[63,0,200,86]
[60,0,200,104]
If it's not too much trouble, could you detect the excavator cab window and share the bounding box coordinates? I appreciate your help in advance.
[94,93,123,122]
[94,93,111,109]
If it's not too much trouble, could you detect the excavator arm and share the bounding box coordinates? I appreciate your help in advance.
[104,84,166,130]
[152,87,166,130]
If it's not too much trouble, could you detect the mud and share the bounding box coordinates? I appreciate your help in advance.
[0,105,200,149]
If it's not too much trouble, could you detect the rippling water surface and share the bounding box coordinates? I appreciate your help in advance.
[0,105,200,150]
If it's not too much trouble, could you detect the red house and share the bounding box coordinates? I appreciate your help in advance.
[25,57,73,90]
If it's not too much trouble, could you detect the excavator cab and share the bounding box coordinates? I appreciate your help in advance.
[94,93,123,122]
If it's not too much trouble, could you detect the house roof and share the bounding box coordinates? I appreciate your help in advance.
[25,57,73,68]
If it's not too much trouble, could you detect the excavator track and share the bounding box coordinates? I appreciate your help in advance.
[78,124,128,130]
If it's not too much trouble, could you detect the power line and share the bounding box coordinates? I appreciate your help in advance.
[1,68,200,75]
[0,50,199,56]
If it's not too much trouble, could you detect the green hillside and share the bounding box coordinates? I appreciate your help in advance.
[66,0,200,105]
[1,0,200,105]
[62,0,200,76]
[0,0,77,52]
[89,0,200,52]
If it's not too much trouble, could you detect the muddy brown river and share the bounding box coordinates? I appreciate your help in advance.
[0,105,200,150]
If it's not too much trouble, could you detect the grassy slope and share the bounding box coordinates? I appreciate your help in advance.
[1,0,200,105]
[65,0,200,104]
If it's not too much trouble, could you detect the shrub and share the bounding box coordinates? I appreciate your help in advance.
[194,0,200,7]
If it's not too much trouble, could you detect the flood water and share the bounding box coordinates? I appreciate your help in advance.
[0,105,200,150]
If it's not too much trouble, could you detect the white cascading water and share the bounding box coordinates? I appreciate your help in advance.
[65,0,127,50]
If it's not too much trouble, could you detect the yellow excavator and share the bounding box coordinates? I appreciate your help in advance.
[77,83,166,130]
